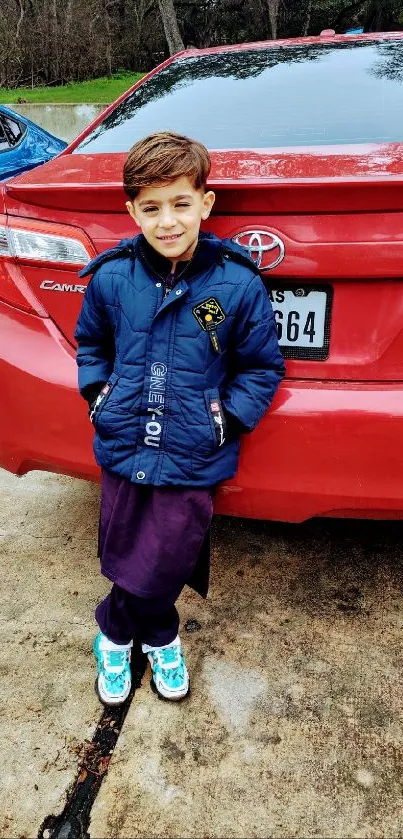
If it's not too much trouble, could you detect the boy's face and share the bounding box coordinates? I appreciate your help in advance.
[126,176,215,266]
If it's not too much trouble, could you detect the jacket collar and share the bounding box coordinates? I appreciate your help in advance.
[137,231,223,283]
[79,231,223,281]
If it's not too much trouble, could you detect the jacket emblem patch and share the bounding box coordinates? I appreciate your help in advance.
[192,298,226,331]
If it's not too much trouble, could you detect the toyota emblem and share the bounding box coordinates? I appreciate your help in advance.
[232,229,285,271]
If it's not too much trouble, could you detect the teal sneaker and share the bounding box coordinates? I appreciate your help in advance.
[93,632,132,706]
[143,636,190,701]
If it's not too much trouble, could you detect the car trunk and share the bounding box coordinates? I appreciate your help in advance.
[3,147,403,382]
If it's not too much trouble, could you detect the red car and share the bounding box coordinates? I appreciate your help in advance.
[1,31,403,522]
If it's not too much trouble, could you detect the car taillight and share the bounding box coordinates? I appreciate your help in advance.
[0,214,95,315]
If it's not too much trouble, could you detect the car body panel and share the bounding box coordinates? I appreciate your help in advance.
[4,183,403,383]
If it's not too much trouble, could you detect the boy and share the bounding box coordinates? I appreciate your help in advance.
[75,131,285,706]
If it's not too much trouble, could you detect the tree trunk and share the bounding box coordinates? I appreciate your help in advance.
[49,0,59,82]
[157,0,185,55]
[302,0,312,36]
[2,0,25,86]
[62,0,73,82]
[267,0,281,39]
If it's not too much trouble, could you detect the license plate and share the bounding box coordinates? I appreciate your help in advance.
[269,285,332,360]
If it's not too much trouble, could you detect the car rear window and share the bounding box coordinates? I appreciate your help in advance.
[74,39,403,152]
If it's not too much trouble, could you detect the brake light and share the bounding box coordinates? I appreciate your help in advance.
[0,215,95,315]
[3,216,95,265]
[9,227,91,263]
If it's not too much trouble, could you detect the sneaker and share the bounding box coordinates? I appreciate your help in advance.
[143,636,190,701]
[93,632,133,706]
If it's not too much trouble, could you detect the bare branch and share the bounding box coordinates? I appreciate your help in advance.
[14,0,25,45]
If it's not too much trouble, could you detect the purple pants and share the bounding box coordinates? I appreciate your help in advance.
[95,470,214,646]
[95,584,179,646]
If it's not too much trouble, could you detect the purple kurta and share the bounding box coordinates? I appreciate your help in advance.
[98,469,214,599]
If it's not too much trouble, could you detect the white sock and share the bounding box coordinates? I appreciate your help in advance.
[142,634,180,654]
[99,633,133,652]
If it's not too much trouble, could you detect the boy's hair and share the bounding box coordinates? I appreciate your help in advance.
[123,131,211,200]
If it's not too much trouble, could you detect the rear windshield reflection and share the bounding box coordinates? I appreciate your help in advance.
[74,40,403,152]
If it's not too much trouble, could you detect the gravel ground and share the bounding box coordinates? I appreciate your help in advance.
[0,467,401,838]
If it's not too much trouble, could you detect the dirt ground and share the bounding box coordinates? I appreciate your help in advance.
[0,467,402,838]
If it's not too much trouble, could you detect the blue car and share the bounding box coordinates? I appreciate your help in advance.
[0,104,66,180]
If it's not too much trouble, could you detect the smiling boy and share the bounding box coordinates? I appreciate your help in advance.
[75,131,285,706]
[126,175,215,267]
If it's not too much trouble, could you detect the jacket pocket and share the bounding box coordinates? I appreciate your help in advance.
[203,388,227,449]
[91,373,119,428]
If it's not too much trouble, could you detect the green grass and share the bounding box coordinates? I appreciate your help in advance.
[0,72,145,104]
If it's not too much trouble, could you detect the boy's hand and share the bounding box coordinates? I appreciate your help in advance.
[81,381,107,421]
[223,409,248,439]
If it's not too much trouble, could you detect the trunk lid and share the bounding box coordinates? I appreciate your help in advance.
[4,146,403,381]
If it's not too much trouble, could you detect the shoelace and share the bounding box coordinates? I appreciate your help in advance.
[103,649,128,672]
[153,646,181,669]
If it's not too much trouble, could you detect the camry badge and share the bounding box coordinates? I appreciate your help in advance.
[232,230,285,271]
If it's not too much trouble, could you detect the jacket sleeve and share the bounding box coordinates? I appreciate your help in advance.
[74,269,115,394]
[221,273,285,432]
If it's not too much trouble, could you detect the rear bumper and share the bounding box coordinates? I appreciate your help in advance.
[215,382,403,521]
[1,303,403,522]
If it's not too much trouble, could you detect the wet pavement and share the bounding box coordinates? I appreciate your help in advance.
[0,467,402,838]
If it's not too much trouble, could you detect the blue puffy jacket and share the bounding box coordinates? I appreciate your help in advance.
[75,232,285,487]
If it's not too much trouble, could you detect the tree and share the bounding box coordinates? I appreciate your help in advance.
[262,0,281,39]
[49,0,59,82]
[1,0,403,90]
[157,0,185,54]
